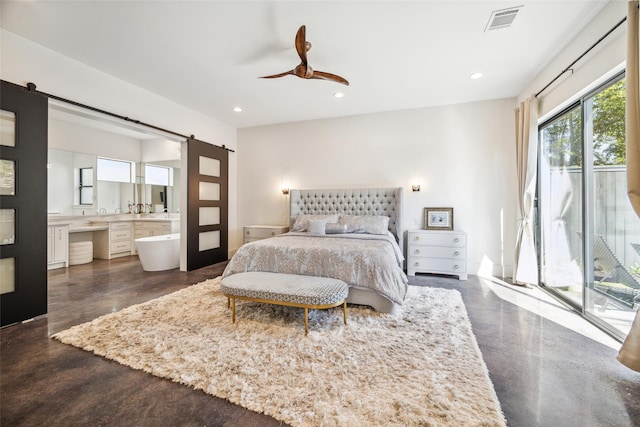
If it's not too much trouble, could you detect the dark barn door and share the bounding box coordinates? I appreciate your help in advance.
[0,81,48,326]
[186,138,228,270]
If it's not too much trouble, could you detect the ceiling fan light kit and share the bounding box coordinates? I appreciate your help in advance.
[260,25,349,86]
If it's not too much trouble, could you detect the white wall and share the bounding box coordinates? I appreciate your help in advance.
[237,98,517,278]
[1,29,240,263]
[518,0,627,118]
[141,139,181,163]
[49,118,143,161]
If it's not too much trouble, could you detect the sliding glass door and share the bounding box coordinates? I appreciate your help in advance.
[539,73,639,340]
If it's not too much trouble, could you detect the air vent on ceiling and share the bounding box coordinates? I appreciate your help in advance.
[485,6,523,31]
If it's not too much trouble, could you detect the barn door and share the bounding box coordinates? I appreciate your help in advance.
[0,81,48,326]
[186,137,228,270]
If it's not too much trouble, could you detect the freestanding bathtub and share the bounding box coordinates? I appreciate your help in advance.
[135,233,180,271]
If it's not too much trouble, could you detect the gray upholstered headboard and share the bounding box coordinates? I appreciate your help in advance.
[289,188,404,249]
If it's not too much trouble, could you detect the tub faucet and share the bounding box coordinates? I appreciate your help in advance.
[98,208,107,214]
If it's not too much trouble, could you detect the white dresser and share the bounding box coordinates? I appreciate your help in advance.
[243,225,289,244]
[47,224,69,270]
[407,229,467,280]
[93,221,133,259]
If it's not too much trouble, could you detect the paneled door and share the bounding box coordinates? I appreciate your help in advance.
[0,81,48,326]
[186,137,228,270]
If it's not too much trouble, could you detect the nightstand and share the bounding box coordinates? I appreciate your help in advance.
[243,225,289,244]
[407,229,467,280]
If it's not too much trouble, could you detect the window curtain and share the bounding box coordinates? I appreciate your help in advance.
[513,97,539,285]
[618,0,640,372]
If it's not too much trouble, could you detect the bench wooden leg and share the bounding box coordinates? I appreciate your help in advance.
[343,300,347,325]
[231,297,236,323]
[304,307,309,335]
[227,296,230,308]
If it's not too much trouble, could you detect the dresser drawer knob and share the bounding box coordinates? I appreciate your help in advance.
[453,265,459,269]
[454,238,460,242]
[414,236,420,241]
[271,231,275,236]
[415,249,420,254]
[454,251,460,256]
[414,262,420,267]
[246,230,250,235]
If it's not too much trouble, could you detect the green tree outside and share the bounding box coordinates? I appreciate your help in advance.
[541,78,626,167]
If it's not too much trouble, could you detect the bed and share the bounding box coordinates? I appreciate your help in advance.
[222,188,408,313]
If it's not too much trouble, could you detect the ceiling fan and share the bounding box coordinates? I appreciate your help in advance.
[260,25,349,86]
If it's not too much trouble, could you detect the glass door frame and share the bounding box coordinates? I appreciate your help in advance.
[536,71,629,341]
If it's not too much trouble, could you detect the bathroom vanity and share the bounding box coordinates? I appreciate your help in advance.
[47,214,180,269]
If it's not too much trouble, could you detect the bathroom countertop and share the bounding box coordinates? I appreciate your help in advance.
[93,217,179,223]
[130,217,180,222]
[69,225,109,233]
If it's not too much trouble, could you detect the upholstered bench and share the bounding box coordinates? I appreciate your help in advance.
[220,272,348,335]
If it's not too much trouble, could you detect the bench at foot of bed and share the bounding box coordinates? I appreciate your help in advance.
[220,272,348,335]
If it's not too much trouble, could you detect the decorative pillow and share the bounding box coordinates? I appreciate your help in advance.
[308,219,327,235]
[291,214,340,232]
[339,215,390,235]
[325,223,348,234]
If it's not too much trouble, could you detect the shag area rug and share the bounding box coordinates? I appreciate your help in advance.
[53,277,505,427]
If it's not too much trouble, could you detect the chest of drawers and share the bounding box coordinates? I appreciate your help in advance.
[93,221,133,259]
[407,229,467,280]
[243,225,289,244]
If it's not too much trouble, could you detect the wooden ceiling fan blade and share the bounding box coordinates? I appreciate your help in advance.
[259,25,347,85]
[295,25,308,65]
[312,71,350,86]
[260,70,295,79]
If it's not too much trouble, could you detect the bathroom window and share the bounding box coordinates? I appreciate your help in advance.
[79,167,93,205]
[97,157,134,183]
[145,164,171,186]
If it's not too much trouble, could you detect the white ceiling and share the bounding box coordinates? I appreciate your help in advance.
[1,1,608,129]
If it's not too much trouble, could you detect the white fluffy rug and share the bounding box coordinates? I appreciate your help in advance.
[53,277,505,427]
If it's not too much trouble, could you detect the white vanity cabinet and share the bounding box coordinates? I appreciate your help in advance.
[407,229,467,280]
[93,221,133,259]
[132,220,180,254]
[47,224,69,270]
[243,225,289,244]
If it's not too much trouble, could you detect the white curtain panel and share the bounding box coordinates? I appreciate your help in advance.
[513,97,539,285]
[618,0,640,373]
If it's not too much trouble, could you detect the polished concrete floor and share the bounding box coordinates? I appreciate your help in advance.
[2,256,639,426]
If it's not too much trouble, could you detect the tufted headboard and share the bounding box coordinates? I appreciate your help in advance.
[290,188,404,249]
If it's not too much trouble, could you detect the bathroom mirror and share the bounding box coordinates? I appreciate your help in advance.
[47,149,180,215]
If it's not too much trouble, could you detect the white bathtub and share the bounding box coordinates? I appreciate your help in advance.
[135,233,180,271]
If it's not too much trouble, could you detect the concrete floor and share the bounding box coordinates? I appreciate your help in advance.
[1,257,639,426]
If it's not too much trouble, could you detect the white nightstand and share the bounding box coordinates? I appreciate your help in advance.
[407,229,467,280]
[243,225,289,244]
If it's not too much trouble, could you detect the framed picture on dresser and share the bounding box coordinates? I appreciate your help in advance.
[424,207,454,230]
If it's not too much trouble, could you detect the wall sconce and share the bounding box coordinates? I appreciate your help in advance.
[282,188,290,195]
[412,184,420,192]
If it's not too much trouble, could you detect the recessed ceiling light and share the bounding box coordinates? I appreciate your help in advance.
[470,72,483,80]
[333,92,344,98]
[233,107,242,112]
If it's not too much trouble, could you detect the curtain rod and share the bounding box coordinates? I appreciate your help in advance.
[535,14,629,98]
[24,82,235,153]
